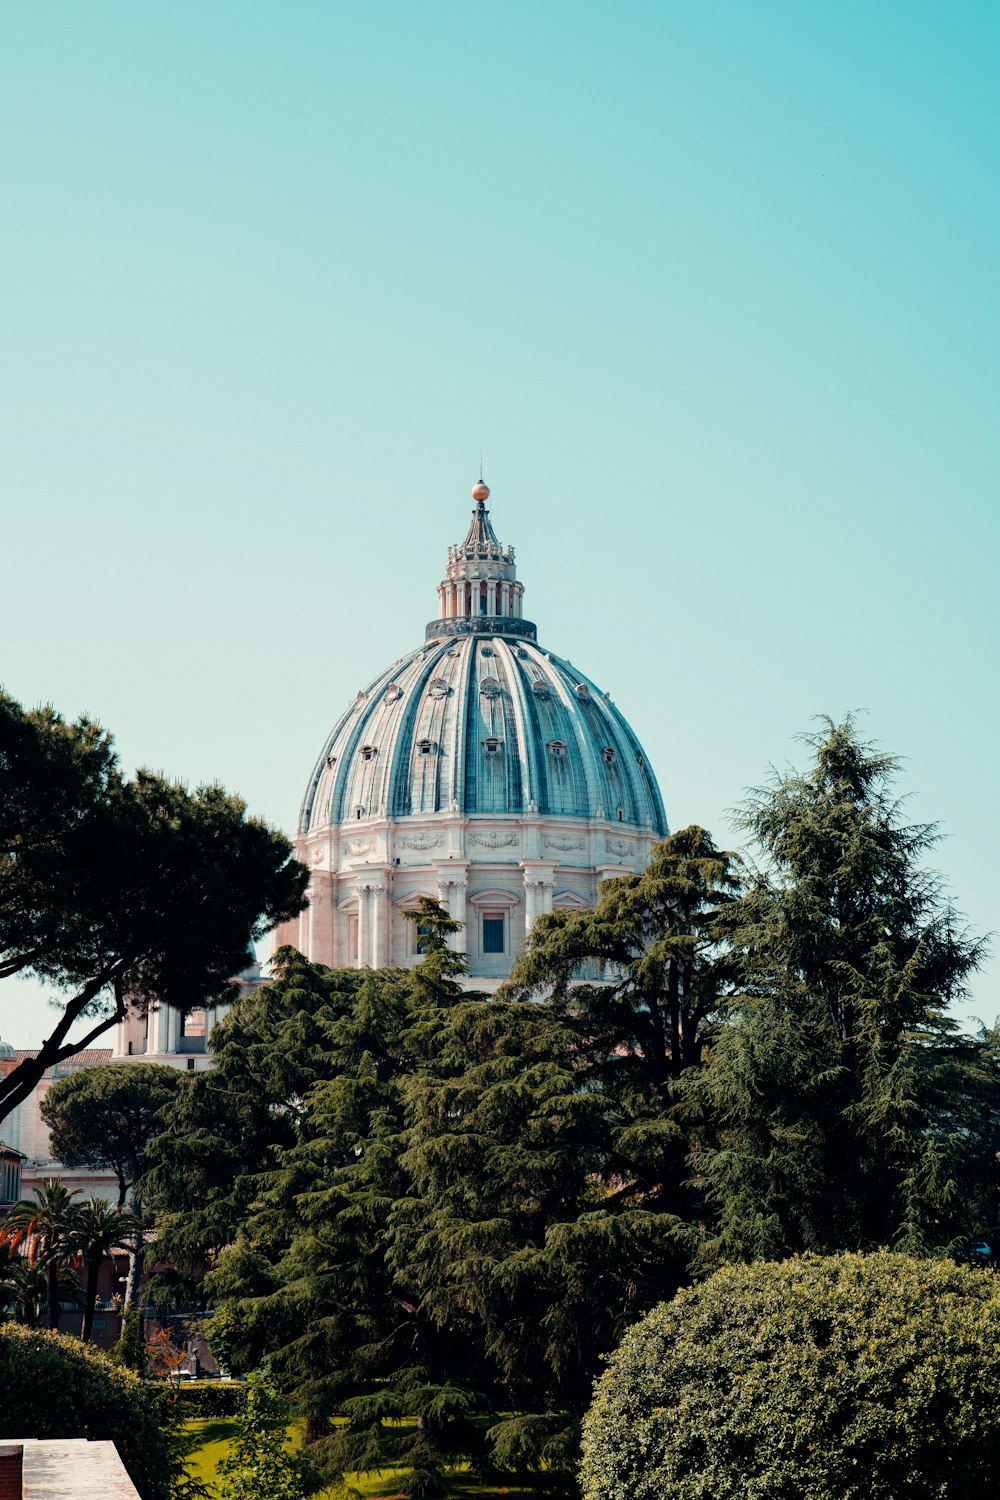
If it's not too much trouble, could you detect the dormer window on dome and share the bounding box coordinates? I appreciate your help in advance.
[547,739,567,758]
[418,739,437,755]
[601,747,617,765]
[361,745,378,761]
[483,737,503,755]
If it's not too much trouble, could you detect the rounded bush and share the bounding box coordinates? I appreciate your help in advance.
[0,1322,173,1500]
[580,1252,1000,1500]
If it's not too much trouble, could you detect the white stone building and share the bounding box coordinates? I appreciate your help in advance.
[274,477,668,984]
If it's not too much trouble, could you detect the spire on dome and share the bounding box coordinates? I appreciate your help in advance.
[429,474,533,638]
[461,478,503,556]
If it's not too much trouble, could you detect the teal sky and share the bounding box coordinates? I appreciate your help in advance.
[1,2,998,1044]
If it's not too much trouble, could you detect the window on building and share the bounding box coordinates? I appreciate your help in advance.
[482,912,506,954]
[547,739,567,758]
[601,747,617,765]
[346,912,359,961]
[617,807,625,822]
[186,1058,196,1071]
[413,921,432,955]
[483,737,502,755]
[361,745,378,761]
[354,805,365,819]
[418,739,437,755]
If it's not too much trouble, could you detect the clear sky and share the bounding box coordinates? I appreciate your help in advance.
[1,1,998,1045]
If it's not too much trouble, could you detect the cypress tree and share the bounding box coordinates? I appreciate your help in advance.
[694,716,995,1262]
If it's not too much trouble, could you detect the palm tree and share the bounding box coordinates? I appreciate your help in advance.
[0,1254,73,1325]
[72,1197,142,1341]
[0,1179,82,1329]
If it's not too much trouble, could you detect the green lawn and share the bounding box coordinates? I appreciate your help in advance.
[181,1417,552,1498]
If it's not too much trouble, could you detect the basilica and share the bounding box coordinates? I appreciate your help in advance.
[272,476,668,985]
[2,476,668,1188]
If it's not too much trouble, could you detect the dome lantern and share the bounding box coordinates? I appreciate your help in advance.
[434,477,530,638]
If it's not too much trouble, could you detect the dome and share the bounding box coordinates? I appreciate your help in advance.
[279,476,668,987]
[300,636,666,832]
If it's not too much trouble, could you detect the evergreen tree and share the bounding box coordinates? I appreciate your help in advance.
[204,903,479,1498]
[695,717,994,1262]
[0,692,308,1124]
[503,827,737,1246]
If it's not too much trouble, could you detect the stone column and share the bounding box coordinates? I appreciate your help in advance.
[521,862,556,934]
[356,885,369,968]
[306,880,318,961]
[369,879,389,966]
[523,878,538,931]
[437,870,469,950]
[487,580,497,615]
[500,581,510,615]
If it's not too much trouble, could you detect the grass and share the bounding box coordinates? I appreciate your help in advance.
[180,1418,555,1498]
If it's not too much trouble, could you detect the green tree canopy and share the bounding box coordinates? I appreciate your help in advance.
[0,692,308,1123]
[580,1252,1000,1500]
[694,717,994,1262]
[41,1062,181,1207]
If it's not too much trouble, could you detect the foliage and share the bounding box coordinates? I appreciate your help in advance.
[0,1320,174,1500]
[170,872,737,1492]
[114,1305,146,1371]
[203,903,479,1498]
[146,1320,188,1383]
[173,1381,248,1417]
[0,691,309,1124]
[73,1195,142,1340]
[217,1372,311,1500]
[694,718,994,1262]
[580,1251,1000,1500]
[0,1179,83,1329]
[42,1062,181,1206]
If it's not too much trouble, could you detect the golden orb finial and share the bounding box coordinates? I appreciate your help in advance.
[472,480,490,502]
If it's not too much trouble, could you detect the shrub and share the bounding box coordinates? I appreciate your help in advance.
[0,1321,173,1500]
[580,1252,1000,1500]
[173,1380,248,1417]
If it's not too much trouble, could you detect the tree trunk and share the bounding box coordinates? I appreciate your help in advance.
[123,1193,144,1311]
[46,1258,60,1330]
[82,1258,101,1341]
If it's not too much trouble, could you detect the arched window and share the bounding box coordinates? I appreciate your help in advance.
[601,747,617,765]
[547,740,567,758]
[361,745,378,761]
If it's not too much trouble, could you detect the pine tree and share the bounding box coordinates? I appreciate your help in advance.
[205,904,480,1499]
[695,717,994,1262]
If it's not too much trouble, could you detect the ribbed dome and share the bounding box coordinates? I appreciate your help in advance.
[275,476,670,984]
[300,633,667,835]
